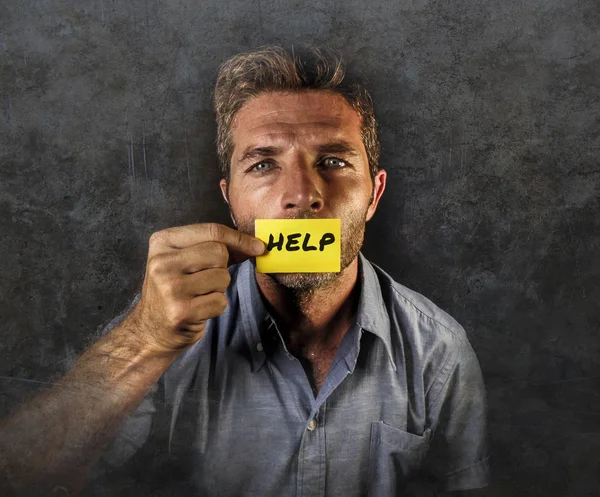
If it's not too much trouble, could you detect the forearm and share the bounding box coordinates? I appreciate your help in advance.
[0,316,177,496]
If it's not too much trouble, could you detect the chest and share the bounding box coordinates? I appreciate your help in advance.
[282,327,350,395]
[167,340,419,497]
[300,350,338,394]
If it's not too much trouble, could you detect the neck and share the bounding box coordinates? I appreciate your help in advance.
[255,256,361,347]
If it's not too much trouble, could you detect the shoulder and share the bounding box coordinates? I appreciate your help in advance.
[392,279,468,344]
[368,259,468,344]
[365,259,478,389]
[367,259,484,408]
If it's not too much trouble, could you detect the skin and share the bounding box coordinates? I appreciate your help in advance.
[219,90,387,394]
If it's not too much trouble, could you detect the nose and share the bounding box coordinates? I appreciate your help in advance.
[279,161,324,214]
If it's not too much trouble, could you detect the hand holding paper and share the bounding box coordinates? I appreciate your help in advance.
[255,219,341,273]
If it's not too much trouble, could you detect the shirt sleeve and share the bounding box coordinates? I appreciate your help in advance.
[423,334,491,491]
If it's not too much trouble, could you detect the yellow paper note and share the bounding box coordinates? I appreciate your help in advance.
[255,219,341,273]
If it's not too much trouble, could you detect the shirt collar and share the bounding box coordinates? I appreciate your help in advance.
[236,251,396,373]
[354,252,397,371]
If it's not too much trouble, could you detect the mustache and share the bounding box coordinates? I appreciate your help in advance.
[231,211,339,234]
[281,212,328,220]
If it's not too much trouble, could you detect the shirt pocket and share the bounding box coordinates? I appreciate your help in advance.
[367,421,432,496]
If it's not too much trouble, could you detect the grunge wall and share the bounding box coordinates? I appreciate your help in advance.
[1,0,599,495]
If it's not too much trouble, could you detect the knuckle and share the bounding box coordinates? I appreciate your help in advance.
[215,293,228,313]
[235,229,245,247]
[210,269,231,293]
[203,241,228,264]
[221,269,232,287]
[149,230,165,246]
[214,242,229,260]
[206,223,224,241]
[191,293,228,321]
[148,253,174,276]
[147,255,164,275]
[166,298,187,327]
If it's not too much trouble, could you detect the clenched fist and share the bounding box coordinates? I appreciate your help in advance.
[127,223,266,357]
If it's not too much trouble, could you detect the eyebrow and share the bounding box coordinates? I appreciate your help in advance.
[237,140,362,165]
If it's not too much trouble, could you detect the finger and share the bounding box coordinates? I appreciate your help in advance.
[176,268,231,297]
[226,244,263,267]
[151,223,265,257]
[157,240,254,273]
[187,292,229,323]
[178,242,231,272]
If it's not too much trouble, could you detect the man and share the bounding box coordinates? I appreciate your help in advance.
[0,45,489,496]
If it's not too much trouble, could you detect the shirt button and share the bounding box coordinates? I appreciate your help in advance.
[307,419,317,431]
[256,343,263,352]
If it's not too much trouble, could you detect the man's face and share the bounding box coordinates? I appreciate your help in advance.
[220,90,386,291]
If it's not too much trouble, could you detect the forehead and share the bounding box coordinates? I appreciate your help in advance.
[230,91,364,148]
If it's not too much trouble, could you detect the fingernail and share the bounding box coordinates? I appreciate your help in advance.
[253,240,265,254]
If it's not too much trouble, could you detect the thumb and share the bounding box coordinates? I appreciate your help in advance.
[227,237,266,266]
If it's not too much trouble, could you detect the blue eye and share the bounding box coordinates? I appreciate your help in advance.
[252,162,273,172]
[322,157,347,168]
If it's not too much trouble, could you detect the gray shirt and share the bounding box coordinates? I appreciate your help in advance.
[91,252,489,496]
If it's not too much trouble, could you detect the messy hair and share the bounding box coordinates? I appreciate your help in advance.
[213,45,380,182]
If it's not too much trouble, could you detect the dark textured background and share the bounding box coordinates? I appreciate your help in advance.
[1,0,599,495]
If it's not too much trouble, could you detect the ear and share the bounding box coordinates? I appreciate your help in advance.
[219,178,229,204]
[365,169,387,222]
[220,178,238,228]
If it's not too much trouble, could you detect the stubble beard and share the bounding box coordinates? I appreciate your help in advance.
[230,207,369,294]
